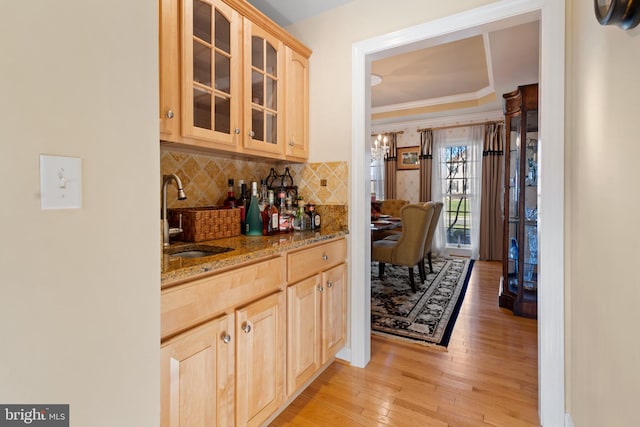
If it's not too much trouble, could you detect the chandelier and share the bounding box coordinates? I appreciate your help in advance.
[371,134,389,161]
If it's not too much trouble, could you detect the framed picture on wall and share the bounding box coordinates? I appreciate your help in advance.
[397,146,420,170]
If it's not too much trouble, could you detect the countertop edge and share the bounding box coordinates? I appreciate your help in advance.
[161,228,349,288]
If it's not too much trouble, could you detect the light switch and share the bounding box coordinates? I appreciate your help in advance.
[40,155,82,210]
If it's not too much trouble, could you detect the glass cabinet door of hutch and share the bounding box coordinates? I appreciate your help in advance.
[501,83,538,319]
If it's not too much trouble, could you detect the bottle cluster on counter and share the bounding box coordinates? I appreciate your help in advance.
[225,177,320,236]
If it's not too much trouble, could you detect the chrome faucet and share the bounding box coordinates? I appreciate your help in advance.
[162,174,187,246]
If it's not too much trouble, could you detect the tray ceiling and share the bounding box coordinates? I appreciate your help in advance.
[247,1,539,125]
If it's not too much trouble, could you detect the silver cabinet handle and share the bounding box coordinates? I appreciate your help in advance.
[234,128,240,134]
[322,253,329,261]
[248,131,255,138]
[241,322,252,334]
[166,110,174,119]
[221,333,231,344]
[318,285,324,292]
[326,281,333,288]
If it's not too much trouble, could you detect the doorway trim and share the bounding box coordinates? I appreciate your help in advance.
[348,0,565,425]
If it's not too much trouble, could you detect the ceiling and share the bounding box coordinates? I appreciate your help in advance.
[247,0,540,126]
[247,0,354,27]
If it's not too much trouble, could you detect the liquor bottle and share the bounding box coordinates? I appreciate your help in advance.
[245,182,263,236]
[238,182,249,234]
[306,202,321,230]
[258,179,268,212]
[293,197,307,231]
[261,190,279,235]
[278,188,291,232]
[223,178,237,208]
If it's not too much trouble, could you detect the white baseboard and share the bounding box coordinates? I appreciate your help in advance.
[565,413,575,427]
[336,346,350,362]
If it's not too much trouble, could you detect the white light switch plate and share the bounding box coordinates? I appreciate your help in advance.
[40,154,82,209]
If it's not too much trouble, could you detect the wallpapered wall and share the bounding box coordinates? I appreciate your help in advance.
[160,149,348,209]
[389,127,421,202]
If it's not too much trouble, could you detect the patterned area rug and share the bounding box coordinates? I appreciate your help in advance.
[371,257,474,349]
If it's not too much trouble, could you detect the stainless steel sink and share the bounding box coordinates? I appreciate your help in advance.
[164,244,234,258]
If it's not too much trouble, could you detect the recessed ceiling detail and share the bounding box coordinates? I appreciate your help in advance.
[370,21,539,124]
[372,35,491,110]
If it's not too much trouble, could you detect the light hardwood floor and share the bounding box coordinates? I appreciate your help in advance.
[271,260,539,426]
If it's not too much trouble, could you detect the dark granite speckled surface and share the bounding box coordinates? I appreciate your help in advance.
[161,225,349,287]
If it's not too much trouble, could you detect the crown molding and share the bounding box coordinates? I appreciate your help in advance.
[371,109,503,133]
[372,85,495,114]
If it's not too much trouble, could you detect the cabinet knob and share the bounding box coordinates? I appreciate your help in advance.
[289,140,295,146]
[318,285,324,292]
[241,322,252,334]
[248,131,255,138]
[322,253,329,261]
[221,333,231,344]
[326,281,333,288]
[234,128,240,134]
[166,110,174,119]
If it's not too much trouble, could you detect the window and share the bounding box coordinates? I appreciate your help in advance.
[441,145,472,247]
[431,125,482,259]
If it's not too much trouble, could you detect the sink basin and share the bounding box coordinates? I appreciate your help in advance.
[165,244,234,259]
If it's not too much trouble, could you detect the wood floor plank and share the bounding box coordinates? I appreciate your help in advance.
[271,260,540,426]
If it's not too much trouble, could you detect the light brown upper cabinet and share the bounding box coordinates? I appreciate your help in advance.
[159,0,311,161]
[285,47,309,160]
[242,20,284,156]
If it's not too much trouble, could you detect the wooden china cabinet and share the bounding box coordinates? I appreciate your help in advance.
[499,83,539,319]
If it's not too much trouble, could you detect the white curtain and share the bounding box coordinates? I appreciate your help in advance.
[370,157,385,200]
[431,125,483,259]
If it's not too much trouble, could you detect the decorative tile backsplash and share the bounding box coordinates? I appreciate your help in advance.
[160,149,348,209]
[287,162,348,206]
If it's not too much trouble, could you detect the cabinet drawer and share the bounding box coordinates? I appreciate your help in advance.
[287,238,346,283]
[162,256,285,339]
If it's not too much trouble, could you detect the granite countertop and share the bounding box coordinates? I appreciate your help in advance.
[161,225,349,288]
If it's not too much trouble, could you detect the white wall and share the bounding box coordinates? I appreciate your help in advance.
[286,0,498,163]
[0,2,159,426]
[567,1,640,425]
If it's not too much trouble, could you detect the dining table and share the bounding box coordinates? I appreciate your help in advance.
[370,215,402,245]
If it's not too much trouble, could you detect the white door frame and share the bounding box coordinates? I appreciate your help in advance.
[348,0,565,425]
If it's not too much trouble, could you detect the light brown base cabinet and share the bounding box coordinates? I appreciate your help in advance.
[160,315,235,426]
[286,239,347,395]
[160,237,347,426]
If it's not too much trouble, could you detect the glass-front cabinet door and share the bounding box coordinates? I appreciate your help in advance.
[500,83,538,319]
[182,0,241,146]
[243,20,284,155]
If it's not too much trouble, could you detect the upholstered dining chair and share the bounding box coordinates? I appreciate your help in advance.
[379,199,409,217]
[384,201,444,278]
[372,203,434,292]
[422,201,444,274]
[374,199,409,240]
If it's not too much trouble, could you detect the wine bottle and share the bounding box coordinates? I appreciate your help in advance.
[245,182,263,236]
[223,178,237,208]
[238,182,249,234]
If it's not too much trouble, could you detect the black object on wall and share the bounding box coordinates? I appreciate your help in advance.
[594,0,640,29]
